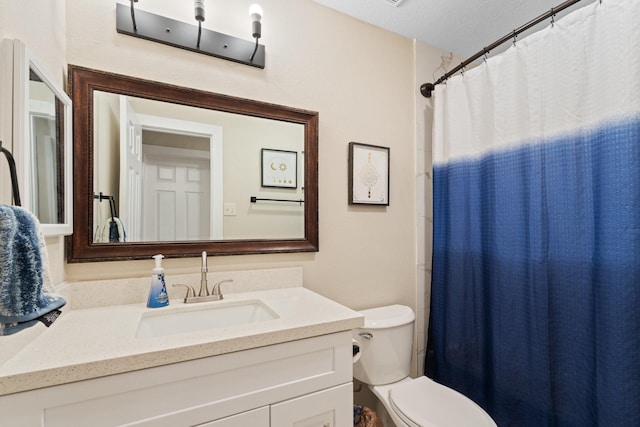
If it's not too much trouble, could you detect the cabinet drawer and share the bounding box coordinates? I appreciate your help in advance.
[197,406,269,427]
[270,383,353,427]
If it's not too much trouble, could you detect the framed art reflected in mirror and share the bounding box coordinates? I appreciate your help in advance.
[261,148,298,189]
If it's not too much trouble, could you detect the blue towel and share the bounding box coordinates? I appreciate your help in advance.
[0,205,66,335]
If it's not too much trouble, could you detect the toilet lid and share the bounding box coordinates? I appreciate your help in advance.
[389,377,497,427]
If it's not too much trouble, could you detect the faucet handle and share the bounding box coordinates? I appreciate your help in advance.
[209,279,233,298]
[173,284,196,303]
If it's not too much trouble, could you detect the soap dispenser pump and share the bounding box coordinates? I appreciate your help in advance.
[147,254,169,308]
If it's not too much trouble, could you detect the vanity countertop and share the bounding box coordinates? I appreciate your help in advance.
[0,287,363,396]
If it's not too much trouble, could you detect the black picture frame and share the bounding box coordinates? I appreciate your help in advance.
[348,142,390,206]
[261,148,298,188]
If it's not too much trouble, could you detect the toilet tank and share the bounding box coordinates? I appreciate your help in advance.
[353,305,415,385]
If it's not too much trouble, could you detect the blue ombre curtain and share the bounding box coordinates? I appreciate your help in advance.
[427,1,640,426]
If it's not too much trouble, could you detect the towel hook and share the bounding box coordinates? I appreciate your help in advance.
[0,140,22,206]
[108,198,117,219]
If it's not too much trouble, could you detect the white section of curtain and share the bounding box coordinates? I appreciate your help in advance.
[432,0,640,165]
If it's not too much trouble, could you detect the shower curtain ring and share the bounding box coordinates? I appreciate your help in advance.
[483,47,489,63]
[550,7,556,27]
[512,30,517,46]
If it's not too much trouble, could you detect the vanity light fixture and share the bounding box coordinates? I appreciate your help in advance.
[116,1,265,68]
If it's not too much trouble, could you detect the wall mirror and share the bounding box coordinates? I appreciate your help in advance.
[2,39,73,235]
[68,65,318,262]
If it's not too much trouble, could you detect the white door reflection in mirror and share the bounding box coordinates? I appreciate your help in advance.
[93,91,224,243]
[120,96,142,242]
[135,113,223,241]
[142,137,211,241]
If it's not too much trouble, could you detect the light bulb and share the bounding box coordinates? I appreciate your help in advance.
[249,4,263,22]
[194,0,205,22]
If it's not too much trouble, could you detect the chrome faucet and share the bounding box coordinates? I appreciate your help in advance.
[210,279,233,299]
[199,251,208,297]
[173,251,233,304]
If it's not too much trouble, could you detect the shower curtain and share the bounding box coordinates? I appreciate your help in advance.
[428,1,640,426]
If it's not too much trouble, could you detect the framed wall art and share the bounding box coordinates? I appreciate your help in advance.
[261,148,298,188]
[348,142,390,206]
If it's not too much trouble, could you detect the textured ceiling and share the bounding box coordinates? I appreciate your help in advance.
[311,0,595,58]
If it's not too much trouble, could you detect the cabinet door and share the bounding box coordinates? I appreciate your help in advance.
[270,383,352,427]
[197,406,269,427]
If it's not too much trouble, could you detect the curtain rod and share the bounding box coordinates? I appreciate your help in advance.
[420,0,585,98]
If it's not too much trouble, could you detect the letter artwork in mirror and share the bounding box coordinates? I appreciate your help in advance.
[68,66,318,262]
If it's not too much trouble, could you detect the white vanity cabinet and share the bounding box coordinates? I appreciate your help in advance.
[270,383,353,426]
[0,331,354,427]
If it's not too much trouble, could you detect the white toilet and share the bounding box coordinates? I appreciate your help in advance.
[353,305,497,427]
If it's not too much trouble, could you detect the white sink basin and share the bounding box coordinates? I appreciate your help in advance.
[136,300,279,339]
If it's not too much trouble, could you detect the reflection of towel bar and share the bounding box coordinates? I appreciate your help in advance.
[0,140,22,206]
[94,193,118,218]
[250,196,304,206]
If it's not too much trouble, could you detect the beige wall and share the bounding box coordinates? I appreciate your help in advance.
[0,0,68,285]
[1,0,453,321]
[0,0,66,80]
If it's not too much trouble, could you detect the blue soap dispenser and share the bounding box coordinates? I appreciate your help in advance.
[147,254,169,308]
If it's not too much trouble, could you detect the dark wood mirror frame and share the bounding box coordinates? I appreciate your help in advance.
[67,65,318,262]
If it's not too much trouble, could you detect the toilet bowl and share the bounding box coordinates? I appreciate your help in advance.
[353,305,497,427]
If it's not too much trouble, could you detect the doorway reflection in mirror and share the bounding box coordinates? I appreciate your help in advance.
[92,91,304,244]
